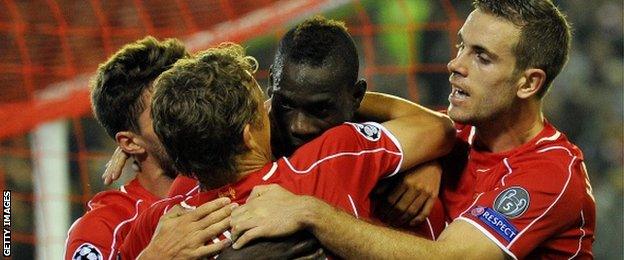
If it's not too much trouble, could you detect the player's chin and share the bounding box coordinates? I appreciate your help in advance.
[447,108,472,124]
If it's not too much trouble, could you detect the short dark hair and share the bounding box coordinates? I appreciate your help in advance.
[152,43,260,186]
[473,0,572,97]
[90,36,187,138]
[273,16,359,87]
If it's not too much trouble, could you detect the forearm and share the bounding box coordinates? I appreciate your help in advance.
[357,92,424,121]
[303,196,448,259]
[359,92,456,167]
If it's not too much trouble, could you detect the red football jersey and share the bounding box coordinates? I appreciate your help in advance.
[167,175,199,198]
[64,178,160,260]
[441,121,595,259]
[120,122,420,259]
[166,137,446,241]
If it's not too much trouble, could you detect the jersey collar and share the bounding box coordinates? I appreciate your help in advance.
[183,162,277,206]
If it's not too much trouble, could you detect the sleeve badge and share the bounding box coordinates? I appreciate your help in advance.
[72,243,103,260]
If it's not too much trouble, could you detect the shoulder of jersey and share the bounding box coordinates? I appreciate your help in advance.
[87,189,142,211]
[517,129,583,163]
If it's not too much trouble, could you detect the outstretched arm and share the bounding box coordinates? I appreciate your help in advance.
[357,92,455,171]
[231,184,505,259]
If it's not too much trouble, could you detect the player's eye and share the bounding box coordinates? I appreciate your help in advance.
[476,51,491,65]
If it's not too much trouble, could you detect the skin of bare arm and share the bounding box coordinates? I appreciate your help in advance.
[304,192,506,259]
[232,185,506,259]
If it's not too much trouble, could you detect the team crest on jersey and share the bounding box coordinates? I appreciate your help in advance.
[493,186,530,218]
[72,243,103,260]
[352,123,381,141]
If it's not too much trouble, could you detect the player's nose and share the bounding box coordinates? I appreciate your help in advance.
[289,112,320,140]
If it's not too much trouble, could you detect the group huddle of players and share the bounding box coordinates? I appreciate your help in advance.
[65,1,596,259]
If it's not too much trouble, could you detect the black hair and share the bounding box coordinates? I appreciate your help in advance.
[273,16,359,87]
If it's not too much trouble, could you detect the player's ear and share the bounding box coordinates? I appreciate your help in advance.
[352,79,367,110]
[242,124,256,151]
[517,68,545,99]
[115,131,146,155]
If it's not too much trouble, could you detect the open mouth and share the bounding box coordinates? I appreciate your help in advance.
[451,87,470,98]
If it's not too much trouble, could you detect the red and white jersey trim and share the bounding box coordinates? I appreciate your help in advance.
[261,162,278,181]
[507,154,577,248]
[569,211,587,259]
[500,158,513,186]
[283,147,401,174]
[108,199,143,260]
[347,194,359,219]
[344,122,404,177]
[535,131,561,145]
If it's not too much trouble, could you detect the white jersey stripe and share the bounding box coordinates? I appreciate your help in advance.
[283,148,401,175]
[537,146,573,157]
[368,122,404,177]
[500,158,513,186]
[87,200,94,210]
[262,162,278,181]
[108,199,143,260]
[347,194,359,219]
[468,126,476,145]
[180,200,196,210]
[425,217,436,240]
[156,195,186,216]
[535,131,561,145]
[185,184,200,197]
[507,154,577,248]
[569,211,586,259]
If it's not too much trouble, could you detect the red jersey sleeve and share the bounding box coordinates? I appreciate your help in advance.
[458,148,592,259]
[282,122,403,218]
[64,192,144,260]
[287,122,403,177]
[118,198,180,259]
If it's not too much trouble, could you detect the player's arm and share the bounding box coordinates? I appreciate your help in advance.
[358,92,455,171]
[65,217,115,260]
[231,184,506,259]
[304,198,506,259]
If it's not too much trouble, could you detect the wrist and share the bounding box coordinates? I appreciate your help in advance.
[299,195,333,232]
[139,242,165,259]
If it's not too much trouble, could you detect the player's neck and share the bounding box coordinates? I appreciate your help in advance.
[135,157,174,198]
[474,101,544,153]
[235,147,274,181]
